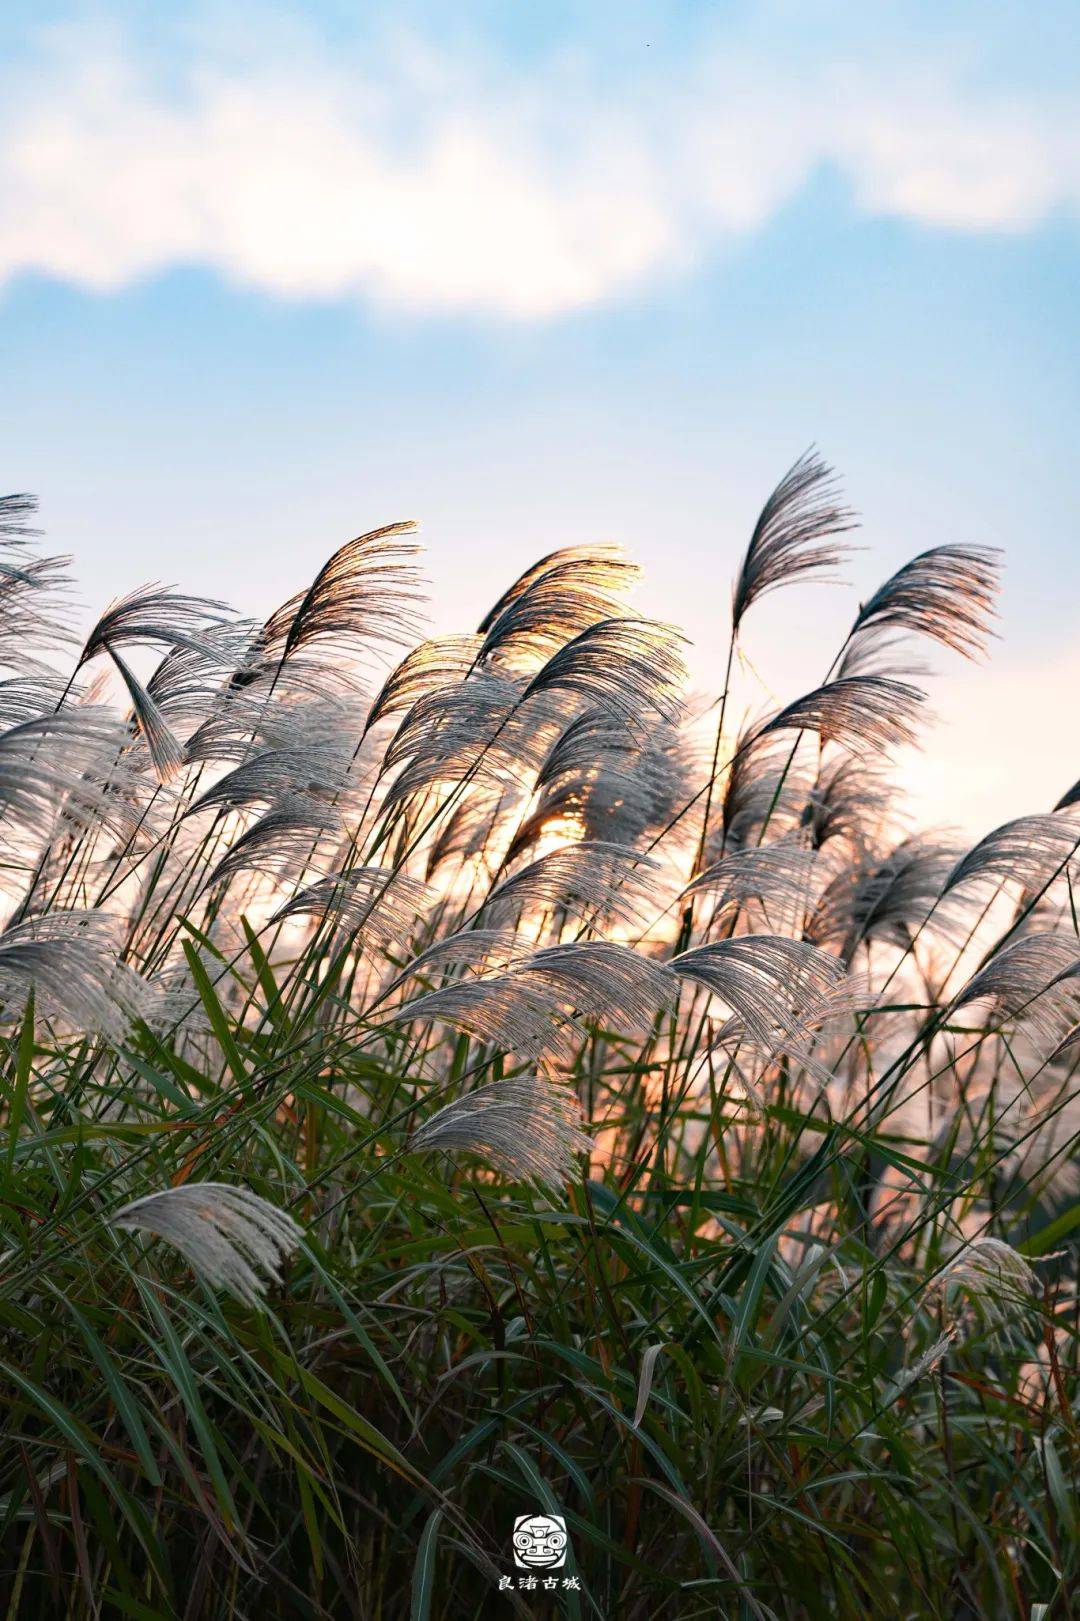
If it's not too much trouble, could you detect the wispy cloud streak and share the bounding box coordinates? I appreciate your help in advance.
[0,8,1076,319]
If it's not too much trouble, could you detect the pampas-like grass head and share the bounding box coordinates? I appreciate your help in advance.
[387,971,579,1064]
[409,1076,591,1184]
[477,544,639,669]
[672,936,847,1047]
[848,544,1000,662]
[480,841,662,929]
[760,675,925,757]
[938,1237,1037,1327]
[257,521,426,671]
[523,618,687,729]
[806,835,962,961]
[272,867,432,952]
[731,450,855,631]
[0,911,151,1037]
[944,814,1080,894]
[952,933,1080,1046]
[112,1183,303,1306]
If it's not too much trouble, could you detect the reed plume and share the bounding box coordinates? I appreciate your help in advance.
[0,464,1074,1621]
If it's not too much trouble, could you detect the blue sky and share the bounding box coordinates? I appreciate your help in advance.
[1,0,1078,830]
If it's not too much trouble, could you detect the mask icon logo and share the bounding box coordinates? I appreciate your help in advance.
[512,1513,568,1569]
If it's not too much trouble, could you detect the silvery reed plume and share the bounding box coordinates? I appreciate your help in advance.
[112,1183,303,1305]
[408,1076,592,1184]
[0,457,1077,1620]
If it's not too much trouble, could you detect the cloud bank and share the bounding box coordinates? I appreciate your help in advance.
[0,13,1076,319]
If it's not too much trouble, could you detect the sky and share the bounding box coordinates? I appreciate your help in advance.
[1,0,1078,834]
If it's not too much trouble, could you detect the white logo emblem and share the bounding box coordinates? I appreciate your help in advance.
[512,1513,568,1569]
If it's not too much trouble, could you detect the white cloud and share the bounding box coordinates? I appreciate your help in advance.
[0,18,1075,319]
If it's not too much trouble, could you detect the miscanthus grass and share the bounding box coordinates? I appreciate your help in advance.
[0,461,1076,1619]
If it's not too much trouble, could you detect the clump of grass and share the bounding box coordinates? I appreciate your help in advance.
[0,466,1076,1619]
